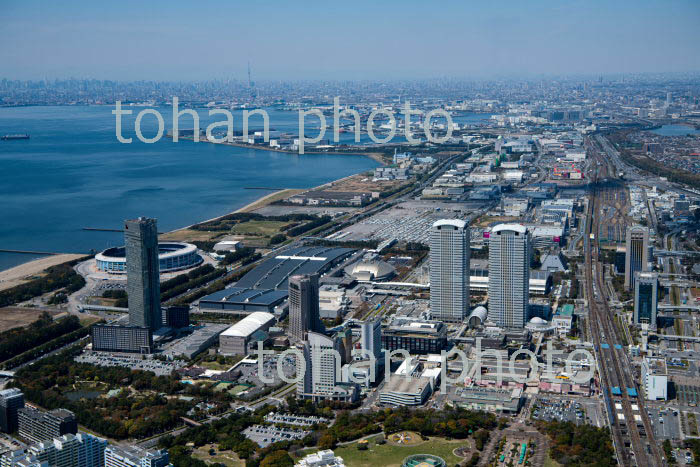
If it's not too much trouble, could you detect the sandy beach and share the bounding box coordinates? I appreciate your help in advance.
[0,254,86,292]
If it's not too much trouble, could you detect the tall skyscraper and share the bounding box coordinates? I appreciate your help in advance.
[634,271,658,330]
[360,319,382,361]
[125,217,161,330]
[625,225,649,290]
[0,388,24,433]
[488,224,530,329]
[429,219,470,323]
[288,274,322,341]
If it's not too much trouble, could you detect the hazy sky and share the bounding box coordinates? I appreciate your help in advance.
[2,0,699,81]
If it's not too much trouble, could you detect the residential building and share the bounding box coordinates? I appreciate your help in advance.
[429,219,470,323]
[488,224,530,329]
[18,408,77,444]
[29,432,107,467]
[104,446,171,467]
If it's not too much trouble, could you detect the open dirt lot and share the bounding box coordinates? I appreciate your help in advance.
[0,307,54,333]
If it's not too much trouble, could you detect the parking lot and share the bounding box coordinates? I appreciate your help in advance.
[242,424,309,448]
[75,350,186,376]
[531,397,586,424]
[646,406,681,440]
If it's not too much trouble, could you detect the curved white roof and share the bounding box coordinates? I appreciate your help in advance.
[221,312,275,338]
[469,306,488,322]
[491,223,527,234]
[529,317,547,325]
[432,219,467,229]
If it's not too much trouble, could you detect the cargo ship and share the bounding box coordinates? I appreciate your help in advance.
[1,134,30,140]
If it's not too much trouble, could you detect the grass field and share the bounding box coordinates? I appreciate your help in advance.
[231,220,290,237]
[332,435,467,467]
[192,444,245,467]
[543,450,561,467]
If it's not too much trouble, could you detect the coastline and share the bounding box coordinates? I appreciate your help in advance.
[0,253,86,292]
[170,134,388,165]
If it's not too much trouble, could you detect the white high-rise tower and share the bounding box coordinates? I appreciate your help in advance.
[488,224,530,329]
[429,219,470,323]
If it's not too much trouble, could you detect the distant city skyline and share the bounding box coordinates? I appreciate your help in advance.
[2,0,699,81]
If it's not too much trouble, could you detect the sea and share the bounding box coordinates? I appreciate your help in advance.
[0,105,492,272]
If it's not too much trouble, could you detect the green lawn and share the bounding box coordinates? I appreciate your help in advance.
[544,450,562,467]
[192,444,245,467]
[333,436,468,467]
[231,220,289,237]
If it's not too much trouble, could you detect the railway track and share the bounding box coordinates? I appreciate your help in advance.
[584,136,664,466]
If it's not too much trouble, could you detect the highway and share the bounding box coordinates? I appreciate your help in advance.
[584,134,664,466]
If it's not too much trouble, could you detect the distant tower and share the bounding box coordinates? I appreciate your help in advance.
[247,61,256,100]
[125,217,162,330]
[488,224,530,329]
[429,219,470,323]
[625,225,649,290]
[634,271,658,331]
[288,274,322,341]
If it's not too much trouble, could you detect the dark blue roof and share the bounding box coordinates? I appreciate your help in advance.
[199,287,288,306]
[234,246,353,290]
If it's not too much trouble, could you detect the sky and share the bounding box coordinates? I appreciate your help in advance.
[2,0,699,81]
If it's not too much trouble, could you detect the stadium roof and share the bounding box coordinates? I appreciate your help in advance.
[234,246,353,290]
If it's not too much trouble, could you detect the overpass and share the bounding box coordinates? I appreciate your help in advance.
[658,304,700,312]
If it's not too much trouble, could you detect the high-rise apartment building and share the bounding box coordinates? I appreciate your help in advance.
[29,432,107,467]
[18,408,77,444]
[104,446,171,467]
[488,224,530,329]
[0,388,24,433]
[429,219,470,323]
[625,225,649,290]
[125,217,161,330]
[634,271,658,330]
[288,274,322,341]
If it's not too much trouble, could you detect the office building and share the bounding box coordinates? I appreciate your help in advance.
[634,271,658,330]
[360,319,382,361]
[642,357,667,401]
[625,225,649,290]
[379,376,432,407]
[125,217,162,330]
[296,332,357,403]
[0,388,24,433]
[18,408,77,444]
[29,432,107,467]
[429,219,470,323]
[162,306,190,329]
[104,446,171,467]
[488,224,530,329]
[289,274,322,341]
[91,325,153,354]
[381,317,447,355]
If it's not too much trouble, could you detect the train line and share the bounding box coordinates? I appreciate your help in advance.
[584,135,664,466]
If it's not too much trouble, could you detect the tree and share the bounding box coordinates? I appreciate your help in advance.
[259,450,293,467]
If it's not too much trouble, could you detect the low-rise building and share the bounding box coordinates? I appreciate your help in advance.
[379,375,432,407]
[641,357,667,401]
[219,312,275,356]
